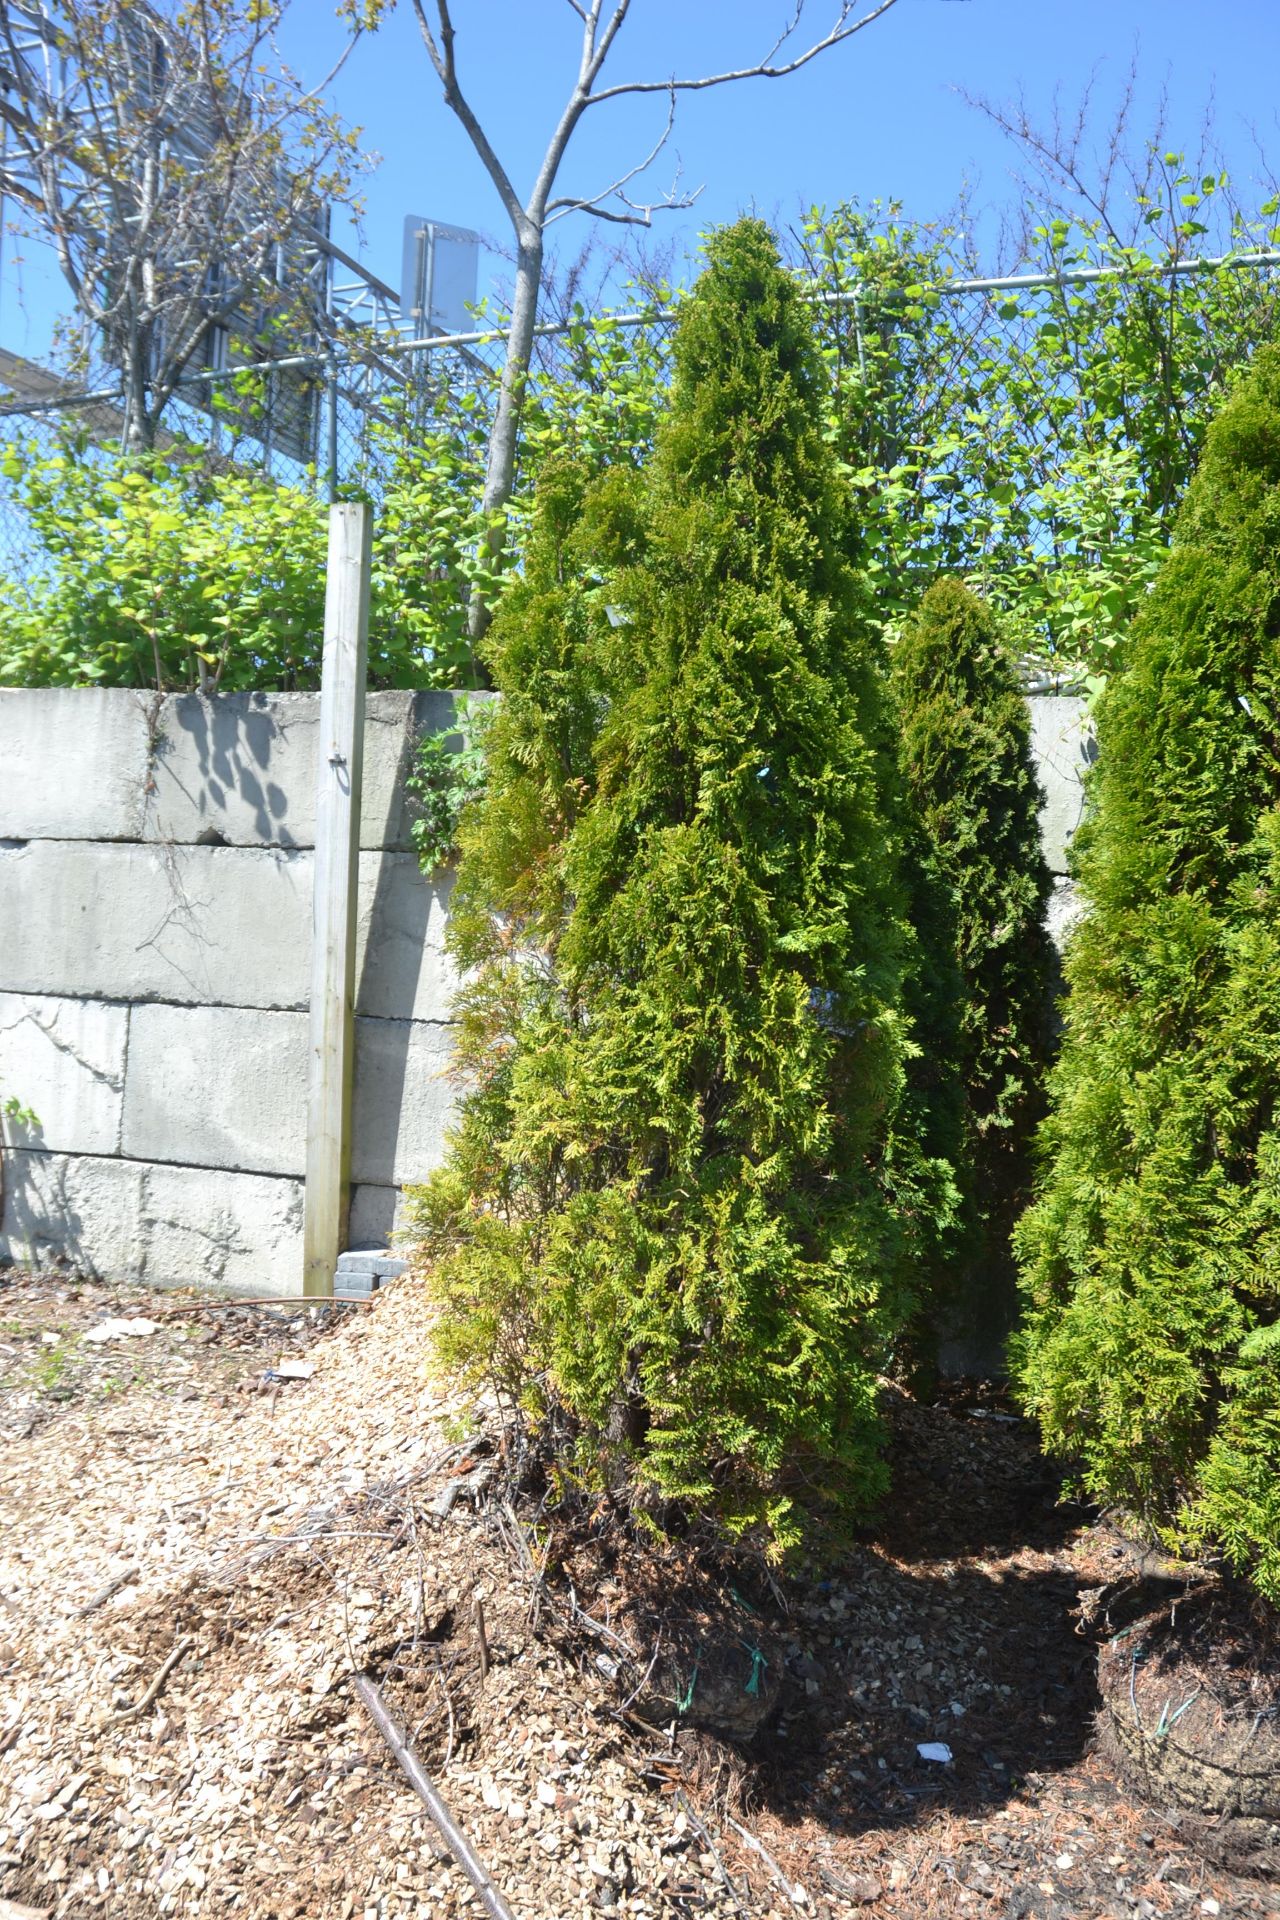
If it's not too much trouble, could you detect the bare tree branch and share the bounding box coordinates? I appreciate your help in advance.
[411,0,527,234]
[545,85,698,226]
[585,0,899,106]
[552,191,698,228]
[414,0,901,656]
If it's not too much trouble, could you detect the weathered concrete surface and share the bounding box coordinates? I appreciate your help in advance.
[122,1003,307,1176]
[0,993,128,1155]
[146,690,483,850]
[1,839,458,1019]
[355,855,456,1024]
[0,840,312,1008]
[0,688,151,841]
[1046,875,1086,952]
[136,1161,303,1292]
[117,1002,455,1186]
[352,1018,457,1188]
[1,1150,144,1277]
[148,692,313,848]
[0,1149,303,1292]
[348,1183,407,1250]
[1028,694,1094,875]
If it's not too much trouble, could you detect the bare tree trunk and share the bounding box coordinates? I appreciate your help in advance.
[122,336,155,454]
[467,224,543,653]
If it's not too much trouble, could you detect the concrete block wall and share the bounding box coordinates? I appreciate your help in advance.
[0,686,1091,1296]
[0,688,469,1293]
[1026,693,1094,944]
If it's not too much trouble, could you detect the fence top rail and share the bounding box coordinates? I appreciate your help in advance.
[3,245,1278,420]
[384,245,1280,358]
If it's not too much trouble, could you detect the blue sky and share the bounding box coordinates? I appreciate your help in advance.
[300,0,1280,307]
[3,0,1279,356]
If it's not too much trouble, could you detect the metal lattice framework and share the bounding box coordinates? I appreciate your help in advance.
[0,0,445,462]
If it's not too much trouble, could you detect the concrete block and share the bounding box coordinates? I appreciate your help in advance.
[1,1149,145,1277]
[0,689,151,841]
[1026,694,1095,876]
[2,1148,426,1293]
[122,1004,307,1177]
[1046,876,1086,952]
[119,1005,460,1187]
[348,1183,406,1249]
[0,840,311,1009]
[135,1161,303,1293]
[352,1018,458,1188]
[334,1268,379,1296]
[147,692,317,848]
[336,1248,408,1277]
[1,818,460,1018]
[363,691,480,854]
[0,1148,301,1292]
[146,689,486,850]
[355,854,458,1023]
[333,1247,407,1296]
[0,994,128,1155]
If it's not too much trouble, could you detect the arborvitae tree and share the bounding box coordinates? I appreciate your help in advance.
[892,577,1055,1340]
[414,220,944,1553]
[1014,346,1280,1604]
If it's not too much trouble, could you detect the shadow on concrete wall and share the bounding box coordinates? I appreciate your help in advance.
[1,1147,95,1276]
[351,701,445,1239]
[160,695,297,845]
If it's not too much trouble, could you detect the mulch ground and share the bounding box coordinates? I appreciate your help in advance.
[0,1266,1277,1920]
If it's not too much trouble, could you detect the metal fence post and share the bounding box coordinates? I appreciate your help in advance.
[303,502,371,1297]
[324,359,339,503]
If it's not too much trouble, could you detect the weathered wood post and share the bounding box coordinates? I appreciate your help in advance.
[303,503,371,1297]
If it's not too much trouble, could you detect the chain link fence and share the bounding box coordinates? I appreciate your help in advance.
[1,247,1278,636]
[0,336,495,577]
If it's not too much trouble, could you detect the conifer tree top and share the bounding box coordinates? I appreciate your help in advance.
[657,218,834,516]
[1080,341,1280,911]
[1176,341,1280,555]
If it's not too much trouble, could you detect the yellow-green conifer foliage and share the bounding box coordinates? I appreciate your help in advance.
[893,578,1055,1329]
[412,221,937,1552]
[1014,347,1280,1602]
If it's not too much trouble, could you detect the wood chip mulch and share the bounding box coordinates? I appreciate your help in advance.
[1,1267,1277,1920]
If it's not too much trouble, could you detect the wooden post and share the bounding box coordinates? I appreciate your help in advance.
[303,503,371,1297]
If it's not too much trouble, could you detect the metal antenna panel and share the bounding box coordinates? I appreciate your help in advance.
[400,217,480,338]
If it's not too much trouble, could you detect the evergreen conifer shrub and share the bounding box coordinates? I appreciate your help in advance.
[892,578,1055,1328]
[412,220,941,1552]
[1014,346,1280,1603]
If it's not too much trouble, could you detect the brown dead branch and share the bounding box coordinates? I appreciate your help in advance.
[112,1634,195,1722]
[75,1567,140,1618]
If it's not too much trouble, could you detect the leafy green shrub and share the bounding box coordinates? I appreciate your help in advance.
[0,430,486,690]
[892,577,1055,1329]
[405,698,495,874]
[0,440,328,689]
[1014,345,1280,1602]
[410,220,941,1554]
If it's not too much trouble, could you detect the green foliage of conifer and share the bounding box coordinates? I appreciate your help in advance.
[892,579,1055,1325]
[1014,346,1280,1602]
[411,220,940,1553]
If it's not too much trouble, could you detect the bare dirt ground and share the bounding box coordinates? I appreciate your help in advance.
[1,1266,1276,1920]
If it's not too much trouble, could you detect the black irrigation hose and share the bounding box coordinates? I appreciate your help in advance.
[351,1671,517,1920]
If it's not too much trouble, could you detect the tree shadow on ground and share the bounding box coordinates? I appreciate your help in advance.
[746,1387,1101,1845]
[754,1555,1099,1841]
